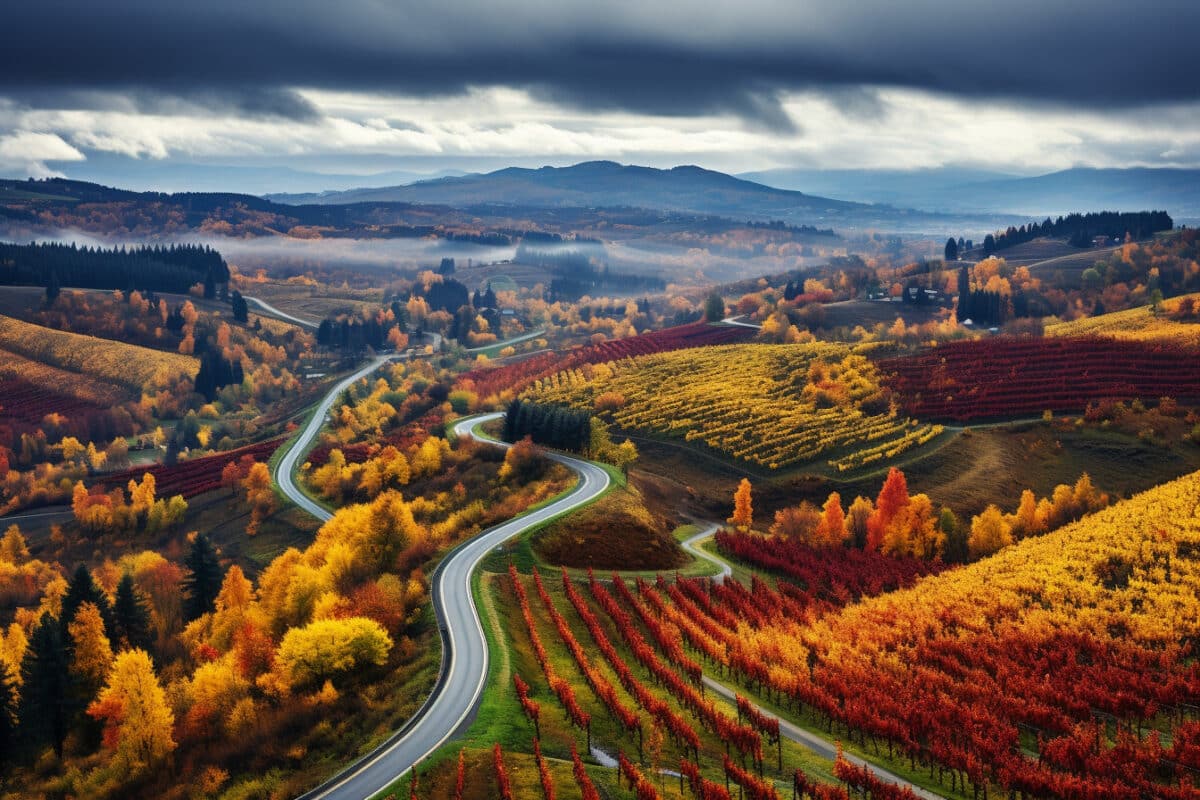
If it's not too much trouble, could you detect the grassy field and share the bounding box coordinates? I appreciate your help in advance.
[819,298,943,329]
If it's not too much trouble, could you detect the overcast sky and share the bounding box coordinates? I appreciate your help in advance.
[2,0,1199,191]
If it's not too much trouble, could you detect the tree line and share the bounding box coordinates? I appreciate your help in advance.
[975,210,1173,254]
[503,399,591,453]
[0,241,230,296]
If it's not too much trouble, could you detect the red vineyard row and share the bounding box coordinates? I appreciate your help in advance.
[98,438,285,499]
[460,321,754,400]
[640,573,1200,800]
[713,531,944,613]
[876,335,1200,421]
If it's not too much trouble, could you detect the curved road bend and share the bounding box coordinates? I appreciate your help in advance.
[245,296,320,329]
[284,410,610,799]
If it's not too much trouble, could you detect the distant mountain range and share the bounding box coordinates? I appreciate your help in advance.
[267,160,873,224]
[741,167,1200,221]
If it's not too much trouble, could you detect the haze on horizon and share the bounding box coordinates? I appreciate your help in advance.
[1,0,1198,194]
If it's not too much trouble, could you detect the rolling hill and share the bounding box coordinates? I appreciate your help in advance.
[745,166,1200,221]
[267,160,871,222]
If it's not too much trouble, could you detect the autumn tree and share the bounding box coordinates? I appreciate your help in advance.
[728,478,753,531]
[815,492,847,547]
[846,496,873,549]
[880,493,944,560]
[242,462,276,536]
[867,468,910,551]
[968,505,1014,558]
[1011,489,1044,539]
[769,502,821,542]
[274,617,392,689]
[68,602,114,697]
[184,534,224,621]
[87,649,176,773]
[19,613,71,757]
[0,525,28,564]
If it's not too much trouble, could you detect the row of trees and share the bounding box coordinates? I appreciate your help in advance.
[976,210,1173,254]
[730,466,1107,563]
[0,241,229,296]
[503,400,592,453]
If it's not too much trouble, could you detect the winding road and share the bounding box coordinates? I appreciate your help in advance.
[281,405,610,800]
[270,341,934,799]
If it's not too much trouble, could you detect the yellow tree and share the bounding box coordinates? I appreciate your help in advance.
[88,649,176,773]
[728,478,753,531]
[1011,489,1043,539]
[968,505,1014,558]
[243,462,276,536]
[0,525,29,564]
[128,473,157,519]
[68,602,114,691]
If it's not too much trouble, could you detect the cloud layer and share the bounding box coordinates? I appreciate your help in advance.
[1,1,1198,185]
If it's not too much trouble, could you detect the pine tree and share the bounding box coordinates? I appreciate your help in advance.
[62,564,114,638]
[944,237,958,261]
[183,534,224,621]
[231,290,249,323]
[113,574,153,652]
[19,613,72,758]
[703,293,725,322]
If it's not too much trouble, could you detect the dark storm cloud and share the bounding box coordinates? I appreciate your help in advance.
[2,0,1198,129]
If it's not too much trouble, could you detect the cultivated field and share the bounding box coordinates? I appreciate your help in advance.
[1046,297,1200,345]
[0,315,198,390]
[525,342,943,471]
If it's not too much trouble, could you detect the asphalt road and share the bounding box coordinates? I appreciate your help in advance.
[272,354,396,522]
[245,296,320,329]
[286,411,610,799]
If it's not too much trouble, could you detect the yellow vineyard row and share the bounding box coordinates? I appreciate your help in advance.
[525,342,940,471]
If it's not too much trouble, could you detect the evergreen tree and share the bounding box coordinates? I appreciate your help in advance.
[983,234,996,255]
[955,265,971,321]
[19,614,71,758]
[113,573,154,652]
[703,293,725,322]
[183,533,224,621]
[44,268,60,307]
[944,237,958,261]
[231,290,249,323]
[61,564,114,637]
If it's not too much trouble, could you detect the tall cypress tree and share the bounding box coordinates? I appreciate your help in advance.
[19,614,71,758]
[183,533,224,621]
[113,573,153,652]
